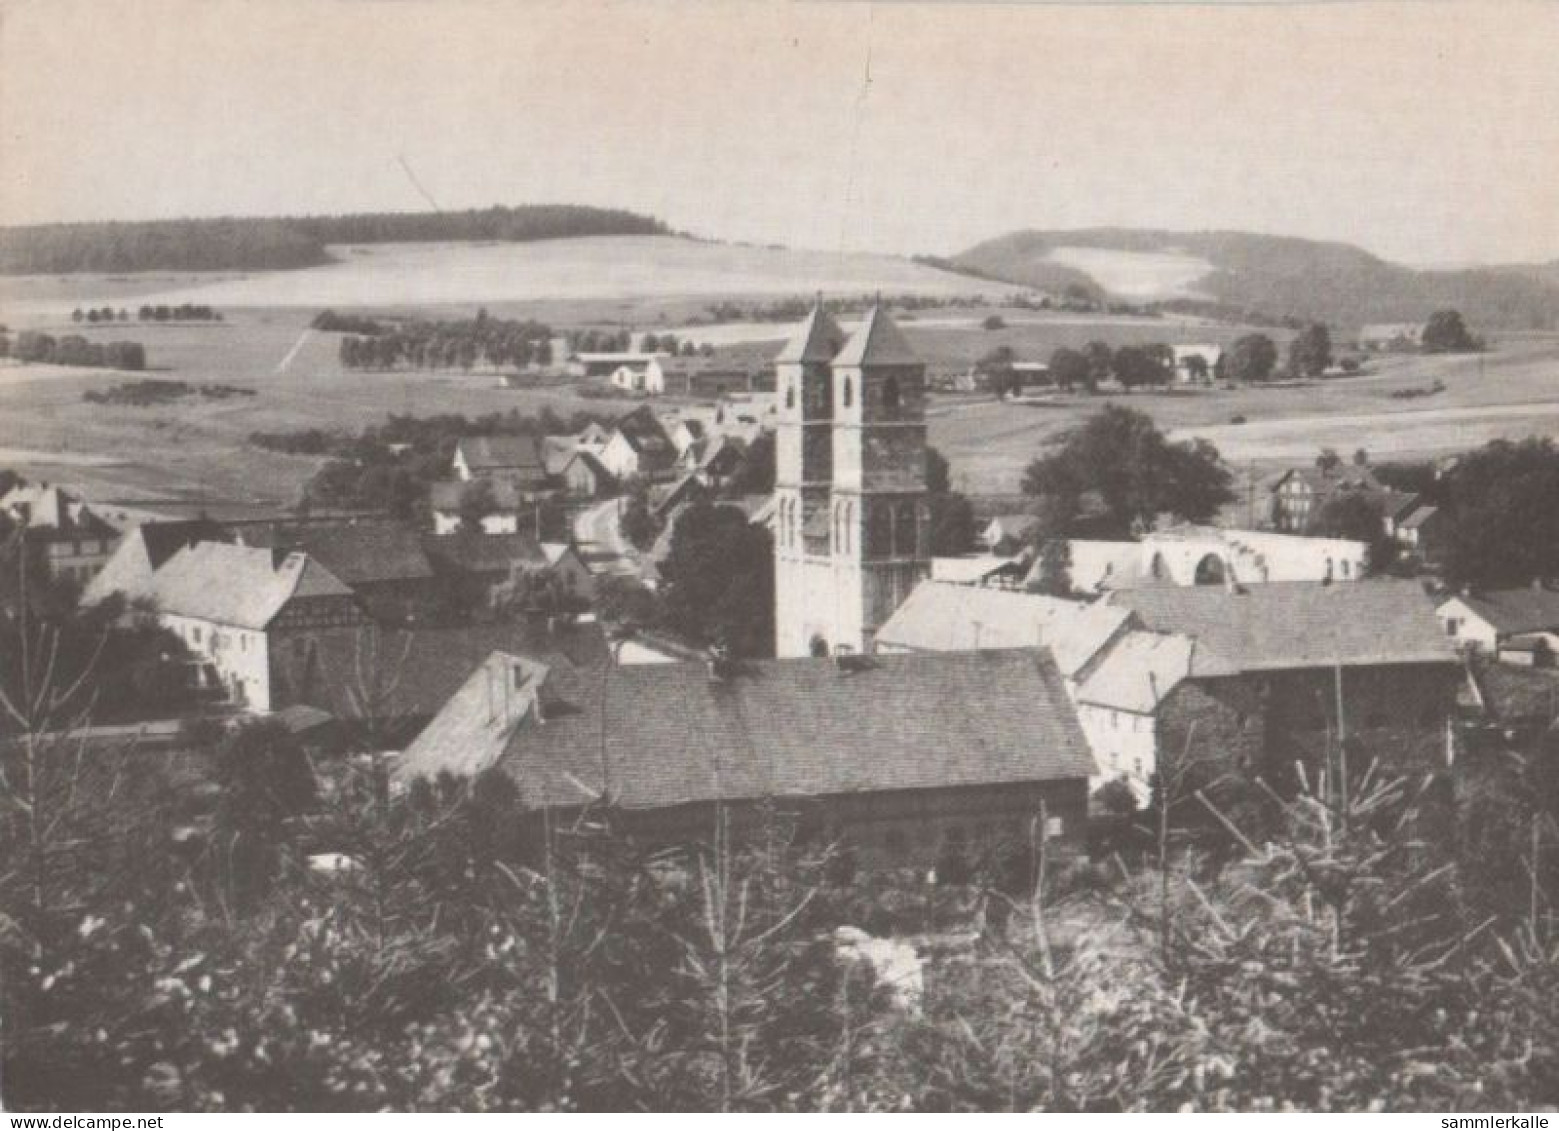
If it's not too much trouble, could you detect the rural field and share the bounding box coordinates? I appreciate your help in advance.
[4,240,1559,506]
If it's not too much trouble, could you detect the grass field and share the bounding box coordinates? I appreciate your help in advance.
[4,241,1559,508]
[0,237,991,323]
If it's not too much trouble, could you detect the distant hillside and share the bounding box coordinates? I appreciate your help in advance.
[0,205,671,275]
[954,228,1559,330]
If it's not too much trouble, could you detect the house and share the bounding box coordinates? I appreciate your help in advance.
[451,435,551,492]
[1359,323,1423,352]
[429,479,533,535]
[599,405,678,481]
[269,618,610,743]
[1437,585,1559,655]
[1,482,122,584]
[656,362,761,400]
[233,521,437,623]
[1171,344,1223,383]
[1099,580,1460,791]
[1395,505,1447,561]
[979,514,1039,554]
[576,351,662,381]
[81,517,230,608]
[557,449,616,499]
[1266,464,1386,533]
[396,647,1095,869]
[421,531,569,606]
[145,541,367,711]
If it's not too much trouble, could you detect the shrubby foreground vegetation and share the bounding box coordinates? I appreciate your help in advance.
[2,607,1555,1112]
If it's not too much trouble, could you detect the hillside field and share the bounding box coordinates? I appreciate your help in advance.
[3,238,1559,507]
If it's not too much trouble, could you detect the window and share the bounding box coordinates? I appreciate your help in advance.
[1045,816,1064,839]
[1444,618,1460,637]
[842,377,853,408]
[785,382,795,409]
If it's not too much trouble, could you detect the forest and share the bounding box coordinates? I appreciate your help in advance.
[0,205,670,274]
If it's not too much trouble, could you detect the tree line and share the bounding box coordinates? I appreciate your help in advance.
[338,310,554,372]
[0,205,670,275]
[2,331,146,371]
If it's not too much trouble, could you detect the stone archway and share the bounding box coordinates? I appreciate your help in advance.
[1193,553,1227,586]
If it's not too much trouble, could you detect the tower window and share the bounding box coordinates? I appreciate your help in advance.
[843,377,853,408]
[785,382,795,409]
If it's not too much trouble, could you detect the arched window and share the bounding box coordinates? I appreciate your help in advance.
[1341,559,1352,579]
[785,382,795,410]
[843,377,853,408]
[882,375,900,410]
[1149,552,1168,580]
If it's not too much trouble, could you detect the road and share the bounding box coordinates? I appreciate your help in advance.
[574,496,650,581]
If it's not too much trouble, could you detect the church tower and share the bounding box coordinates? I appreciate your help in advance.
[774,302,930,657]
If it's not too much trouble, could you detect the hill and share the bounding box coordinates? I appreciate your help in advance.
[954,228,1559,330]
[0,205,670,275]
[0,236,989,311]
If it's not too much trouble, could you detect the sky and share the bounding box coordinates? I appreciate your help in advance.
[2,0,1557,266]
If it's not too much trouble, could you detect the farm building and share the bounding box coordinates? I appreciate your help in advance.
[395,647,1095,869]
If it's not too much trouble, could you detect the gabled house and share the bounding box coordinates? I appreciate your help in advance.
[599,405,678,481]
[430,479,532,536]
[396,647,1096,868]
[145,541,366,711]
[557,449,616,499]
[1100,580,1460,791]
[451,435,551,492]
[1437,585,1559,656]
[1267,465,1387,533]
[1,482,122,584]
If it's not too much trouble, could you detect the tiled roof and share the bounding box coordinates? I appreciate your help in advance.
[614,406,674,455]
[1108,579,1456,672]
[1400,505,1439,530]
[832,305,920,368]
[273,619,609,723]
[422,531,549,575]
[1469,656,1559,725]
[397,648,1095,809]
[876,580,1133,679]
[1074,630,1236,713]
[82,518,229,607]
[429,479,527,513]
[148,542,352,630]
[1455,588,1559,635]
[774,305,847,365]
[456,435,545,473]
[236,522,433,586]
[877,581,1081,653]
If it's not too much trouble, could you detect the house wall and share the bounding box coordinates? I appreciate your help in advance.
[38,535,119,584]
[599,433,640,480]
[162,613,272,710]
[1437,597,1498,651]
[592,778,1090,871]
[1076,702,1157,783]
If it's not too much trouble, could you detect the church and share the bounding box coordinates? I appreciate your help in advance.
[773,303,932,657]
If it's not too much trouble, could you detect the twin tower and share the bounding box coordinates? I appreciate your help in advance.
[773,303,931,658]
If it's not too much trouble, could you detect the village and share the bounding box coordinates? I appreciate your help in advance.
[5,0,1559,1115]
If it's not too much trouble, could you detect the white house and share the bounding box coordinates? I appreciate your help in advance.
[1437,586,1559,656]
[1171,344,1223,383]
[146,542,365,711]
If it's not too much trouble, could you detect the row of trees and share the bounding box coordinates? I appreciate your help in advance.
[71,305,221,324]
[2,331,146,371]
[0,206,669,274]
[338,312,554,372]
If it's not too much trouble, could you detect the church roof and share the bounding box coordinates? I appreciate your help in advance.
[832,305,920,368]
[775,304,847,365]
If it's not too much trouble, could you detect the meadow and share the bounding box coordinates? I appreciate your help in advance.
[4,238,1559,506]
